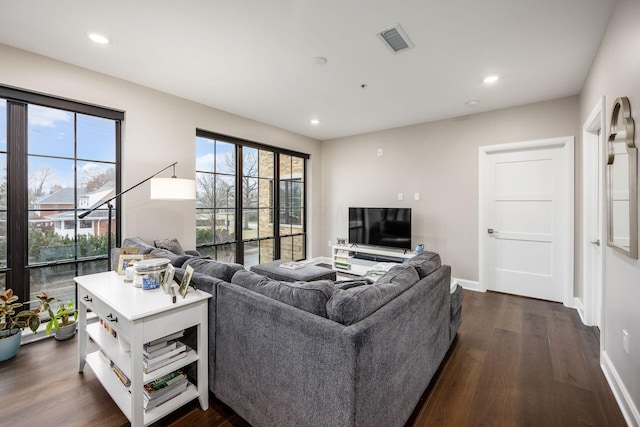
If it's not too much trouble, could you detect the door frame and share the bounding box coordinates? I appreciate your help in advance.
[478,136,575,307]
[581,97,606,327]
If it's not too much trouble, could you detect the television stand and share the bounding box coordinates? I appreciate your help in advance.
[332,245,416,276]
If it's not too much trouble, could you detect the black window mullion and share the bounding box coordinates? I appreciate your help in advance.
[274,153,281,259]
[235,145,243,264]
[114,120,122,255]
[6,100,29,302]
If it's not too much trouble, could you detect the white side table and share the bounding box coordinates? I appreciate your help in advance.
[76,271,211,427]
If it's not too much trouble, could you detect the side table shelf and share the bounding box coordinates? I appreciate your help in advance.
[76,271,212,427]
[86,323,199,383]
[85,352,200,425]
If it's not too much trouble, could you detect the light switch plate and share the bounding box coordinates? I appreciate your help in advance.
[398,192,403,201]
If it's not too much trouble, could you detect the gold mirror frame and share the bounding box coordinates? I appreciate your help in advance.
[606,96,638,258]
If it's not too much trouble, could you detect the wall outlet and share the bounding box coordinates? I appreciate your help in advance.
[328,240,333,248]
[623,330,630,355]
[377,148,383,157]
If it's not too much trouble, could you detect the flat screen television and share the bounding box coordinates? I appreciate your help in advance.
[348,207,411,250]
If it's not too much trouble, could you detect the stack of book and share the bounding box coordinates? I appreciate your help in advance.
[334,250,351,271]
[143,370,190,412]
[143,331,187,374]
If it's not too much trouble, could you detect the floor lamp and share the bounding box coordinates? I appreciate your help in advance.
[78,162,196,271]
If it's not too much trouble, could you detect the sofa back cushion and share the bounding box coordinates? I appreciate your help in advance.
[327,265,420,325]
[406,251,441,279]
[376,263,421,285]
[184,257,244,282]
[147,248,191,267]
[121,237,155,254]
[231,270,334,317]
[154,237,186,255]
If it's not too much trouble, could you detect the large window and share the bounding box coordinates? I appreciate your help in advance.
[1,86,122,309]
[196,130,307,267]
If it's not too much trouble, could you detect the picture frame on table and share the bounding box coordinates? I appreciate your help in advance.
[161,264,175,294]
[179,265,194,298]
[117,254,145,274]
[336,237,347,246]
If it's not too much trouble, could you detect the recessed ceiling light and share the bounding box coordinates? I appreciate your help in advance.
[483,75,499,84]
[310,119,320,125]
[466,100,480,106]
[312,57,327,65]
[88,33,110,44]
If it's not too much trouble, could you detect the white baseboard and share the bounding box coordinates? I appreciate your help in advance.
[601,350,640,427]
[573,297,586,324]
[453,277,483,292]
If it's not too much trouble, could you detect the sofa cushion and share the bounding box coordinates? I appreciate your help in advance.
[154,237,186,255]
[232,270,334,317]
[376,264,420,286]
[407,251,441,279]
[149,248,191,267]
[183,257,244,282]
[121,237,155,255]
[175,268,224,293]
[327,271,418,325]
[335,278,372,290]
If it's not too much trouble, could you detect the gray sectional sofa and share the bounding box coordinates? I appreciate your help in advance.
[117,238,462,427]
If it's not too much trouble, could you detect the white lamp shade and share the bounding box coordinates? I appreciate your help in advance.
[150,177,196,200]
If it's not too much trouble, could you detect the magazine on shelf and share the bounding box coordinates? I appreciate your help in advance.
[144,383,190,411]
[144,330,184,350]
[144,370,188,399]
[144,342,186,365]
[279,261,305,270]
[143,349,187,373]
[143,341,178,359]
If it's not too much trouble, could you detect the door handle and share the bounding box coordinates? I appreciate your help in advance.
[591,239,601,246]
[488,229,498,235]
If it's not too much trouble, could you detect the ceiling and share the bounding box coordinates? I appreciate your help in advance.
[0,0,616,141]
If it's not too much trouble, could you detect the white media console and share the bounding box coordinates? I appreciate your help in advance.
[332,245,416,276]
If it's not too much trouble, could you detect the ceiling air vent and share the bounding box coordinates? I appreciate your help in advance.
[377,24,414,54]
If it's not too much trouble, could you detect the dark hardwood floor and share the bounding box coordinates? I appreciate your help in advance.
[0,290,626,427]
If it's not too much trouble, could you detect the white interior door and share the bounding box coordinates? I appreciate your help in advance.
[582,98,605,328]
[480,137,574,304]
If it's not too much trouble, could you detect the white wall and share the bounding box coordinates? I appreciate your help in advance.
[0,43,323,256]
[321,97,579,282]
[580,0,640,422]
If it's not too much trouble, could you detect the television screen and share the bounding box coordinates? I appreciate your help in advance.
[348,207,411,250]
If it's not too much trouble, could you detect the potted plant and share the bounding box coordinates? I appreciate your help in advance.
[45,300,78,341]
[0,289,52,361]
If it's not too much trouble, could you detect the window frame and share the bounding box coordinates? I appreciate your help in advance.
[195,129,309,265]
[1,85,123,304]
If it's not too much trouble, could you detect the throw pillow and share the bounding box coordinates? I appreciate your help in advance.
[232,270,334,317]
[121,237,155,254]
[376,264,420,286]
[326,278,416,326]
[183,257,244,282]
[407,251,441,279]
[154,238,185,255]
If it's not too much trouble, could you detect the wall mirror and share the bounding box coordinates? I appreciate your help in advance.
[607,96,638,258]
